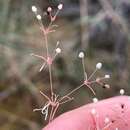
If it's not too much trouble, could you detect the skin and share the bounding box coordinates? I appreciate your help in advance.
[43,96,130,130]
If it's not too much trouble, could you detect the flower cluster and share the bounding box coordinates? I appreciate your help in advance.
[31,3,111,124]
[31,3,74,122]
[78,51,110,95]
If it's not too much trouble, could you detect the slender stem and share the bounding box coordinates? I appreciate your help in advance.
[59,98,73,105]
[51,104,59,121]
[48,10,59,30]
[82,58,87,80]
[31,53,46,61]
[89,80,97,84]
[37,19,48,57]
[96,82,104,87]
[39,63,46,72]
[49,64,54,99]
[98,77,107,80]
[52,53,58,61]
[88,77,108,84]
[49,106,54,122]
[52,10,60,22]
[59,84,84,102]
[33,108,42,112]
[88,69,97,80]
[44,107,49,120]
[54,94,59,102]
[45,9,60,57]
[47,21,53,31]
[40,18,54,99]
[40,91,50,101]
[66,84,84,96]
[44,34,49,58]
[86,84,96,95]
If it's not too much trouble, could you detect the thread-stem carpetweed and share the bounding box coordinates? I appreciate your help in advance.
[31,3,110,123]
[32,4,73,122]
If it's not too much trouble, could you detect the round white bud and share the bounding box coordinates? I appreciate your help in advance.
[105,74,110,79]
[47,7,52,12]
[58,4,63,10]
[32,6,37,12]
[104,84,110,89]
[96,62,102,69]
[120,89,125,95]
[78,52,84,58]
[93,98,98,103]
[56,48,61,53]
[36,15,42,20]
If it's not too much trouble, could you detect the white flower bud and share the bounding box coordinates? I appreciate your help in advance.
[120,89,125,95]
[47,7,52,12]
[36,14,42,20]
[32,5,37,12]
[58,4,63,10]
[105,74,110,79]
[104,84,110,89]
[78,52,84,58]
[56,48,61,53]
[93,98,98,103]
[96,62,102,69]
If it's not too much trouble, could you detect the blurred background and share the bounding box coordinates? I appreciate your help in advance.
[0,0,130,129]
